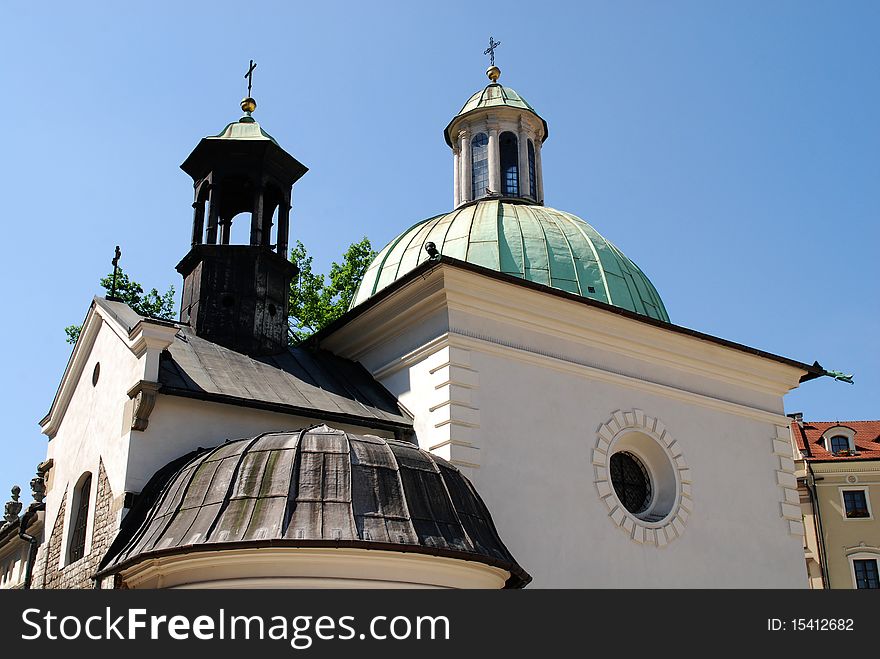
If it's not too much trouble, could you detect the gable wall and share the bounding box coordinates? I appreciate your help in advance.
[41,318,143,577]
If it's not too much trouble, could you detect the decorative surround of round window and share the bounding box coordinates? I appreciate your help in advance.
[593,409,692,547]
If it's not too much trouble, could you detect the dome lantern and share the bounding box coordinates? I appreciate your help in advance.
[446,42,548,208]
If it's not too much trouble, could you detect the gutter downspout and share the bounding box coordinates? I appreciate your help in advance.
[806,462,830,589]
[18,516,39,590]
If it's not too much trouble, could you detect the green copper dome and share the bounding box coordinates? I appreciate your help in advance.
[350,199,669,322]
[444,83,548,146]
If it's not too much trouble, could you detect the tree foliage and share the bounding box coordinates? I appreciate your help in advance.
[288,237,376,342]
[64,238,375,346]
[65,269,176,344]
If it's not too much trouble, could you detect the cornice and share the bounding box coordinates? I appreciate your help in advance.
[440,268,804,398]
[324,264,808,404]
[808,460,880,475]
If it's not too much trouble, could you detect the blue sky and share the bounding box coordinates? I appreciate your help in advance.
[1,1,877,494]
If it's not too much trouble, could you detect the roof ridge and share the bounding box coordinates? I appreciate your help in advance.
[803,420,880,425]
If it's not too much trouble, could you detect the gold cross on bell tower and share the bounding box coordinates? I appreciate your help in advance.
[484,37,502,82]
[484,37,501,67]
[241,60,257,115]
[245,60,257,97]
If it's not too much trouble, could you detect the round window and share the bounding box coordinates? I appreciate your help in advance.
[593,410,692,546]
[610,451,652,515]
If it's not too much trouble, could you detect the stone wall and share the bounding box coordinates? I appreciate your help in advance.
[32,460,120,589]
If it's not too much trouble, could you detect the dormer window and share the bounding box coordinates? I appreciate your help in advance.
[821,426,856,455]
[830,435,850,454]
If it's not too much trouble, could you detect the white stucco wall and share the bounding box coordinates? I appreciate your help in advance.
[457,348,803,587]
[39,304,397,574]
[119,547,509,589]
[42,314,143,569]
[127,396,394,493]
[323,265,810,588]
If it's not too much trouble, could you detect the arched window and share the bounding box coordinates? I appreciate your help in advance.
[499,132,519,196]
[528,139,537,199]
[830,435,850,453]
[471,133,489,200]
[68,473,92,563]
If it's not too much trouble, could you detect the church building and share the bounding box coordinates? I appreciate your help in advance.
[1,55,831,588]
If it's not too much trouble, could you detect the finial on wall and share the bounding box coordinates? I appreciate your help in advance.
[30,470,46,504]
[3,486,22,524]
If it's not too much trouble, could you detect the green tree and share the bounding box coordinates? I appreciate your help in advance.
[64,237,374,346]
[288,237,376,342]
[65,269,176,344]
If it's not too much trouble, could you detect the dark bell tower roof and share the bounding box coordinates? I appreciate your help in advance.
[180,113,307,185]
[176,98,307,356]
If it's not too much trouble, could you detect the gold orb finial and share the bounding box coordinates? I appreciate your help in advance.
[241,97,257,114]
[486,65,501,83]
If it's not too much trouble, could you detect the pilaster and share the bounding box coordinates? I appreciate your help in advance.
[452,145,461,207]
[423,345,481,480]
[773,424,805,538]
[534,139,544,204]
[487,122,500,194]
[459,129,472,204]
[517,119,530,199]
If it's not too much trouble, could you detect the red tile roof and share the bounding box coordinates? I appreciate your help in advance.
[791,420,880,461]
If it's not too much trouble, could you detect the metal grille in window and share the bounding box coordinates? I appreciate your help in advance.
[471,133,489,200]
[854,559,879,589]
[528,139,536,198]
[68,475,91,563]
[830,436,849,454]
[500,132,519,196]
[843,490,869,518]
[609,451,652,515]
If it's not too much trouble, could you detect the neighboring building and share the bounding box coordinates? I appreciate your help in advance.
[791,415,880,589]
[0,59,836,588]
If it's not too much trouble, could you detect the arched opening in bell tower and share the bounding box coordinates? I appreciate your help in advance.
[499,131,519,196]
[471,133,489,200]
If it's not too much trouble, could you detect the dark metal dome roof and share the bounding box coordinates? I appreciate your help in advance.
[100,426,530,588]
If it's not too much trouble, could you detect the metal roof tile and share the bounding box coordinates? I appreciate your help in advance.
[100,426,530,588]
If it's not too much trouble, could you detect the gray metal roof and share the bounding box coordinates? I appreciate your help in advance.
[159,327,411,430]
[99,426,530,587]
[93,298,411,430]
